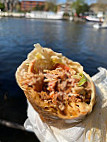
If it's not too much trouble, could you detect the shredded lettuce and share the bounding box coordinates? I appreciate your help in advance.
[26,63,29,66]
[78,73,87,86]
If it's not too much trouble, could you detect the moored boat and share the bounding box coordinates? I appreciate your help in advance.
[26,11,64,20]
[86,15,104,22]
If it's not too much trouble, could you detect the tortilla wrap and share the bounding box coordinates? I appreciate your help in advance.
[16,43,95,124]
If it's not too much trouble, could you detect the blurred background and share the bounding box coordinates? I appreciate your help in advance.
[0,0,107,141]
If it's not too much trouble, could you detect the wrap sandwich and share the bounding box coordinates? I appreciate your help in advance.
[16,44,95,125]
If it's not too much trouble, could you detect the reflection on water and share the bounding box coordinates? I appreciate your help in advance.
[0,18,107,123]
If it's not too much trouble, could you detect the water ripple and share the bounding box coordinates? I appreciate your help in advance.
[0,18,107,96]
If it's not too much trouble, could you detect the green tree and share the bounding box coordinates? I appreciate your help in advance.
[33,0,57,12]
[45,2,57,12]
[72,0,89,16]
[0,2,5,11]
[15,2,21,12]
[33,4,45,11]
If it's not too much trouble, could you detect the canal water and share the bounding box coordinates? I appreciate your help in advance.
[0,18,107,140]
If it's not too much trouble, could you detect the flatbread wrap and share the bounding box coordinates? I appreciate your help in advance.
[16,44,95,124]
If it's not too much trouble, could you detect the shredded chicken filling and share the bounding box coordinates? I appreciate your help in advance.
[22,62,92,114]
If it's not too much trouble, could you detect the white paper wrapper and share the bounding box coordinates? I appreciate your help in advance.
[24,67,107,142]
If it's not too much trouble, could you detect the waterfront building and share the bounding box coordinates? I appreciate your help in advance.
[57,2,72,15]
[21,0,45,11]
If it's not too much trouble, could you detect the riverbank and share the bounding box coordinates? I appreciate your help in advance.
[0,12,25,18]
[0,11,85,22]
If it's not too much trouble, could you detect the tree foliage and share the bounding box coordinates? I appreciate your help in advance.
[0,2,5,11]
[63,12,70,17]
[33,2,57,12]
[32,0,57,12]
[15,2,21,12]
[72,0,89,16]
[33,4,45,11]
[45,2,57,12]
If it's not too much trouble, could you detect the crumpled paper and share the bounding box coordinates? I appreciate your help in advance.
[24,67,107,142]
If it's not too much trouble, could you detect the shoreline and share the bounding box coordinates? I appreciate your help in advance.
[0,11,86,22]
[0,12,25,18]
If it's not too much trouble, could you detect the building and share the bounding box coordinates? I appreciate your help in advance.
[57,2,72,15]
[90,3,107,14]
[21,0,45,11]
